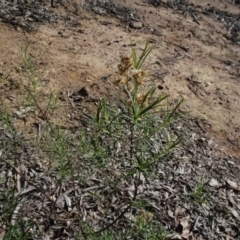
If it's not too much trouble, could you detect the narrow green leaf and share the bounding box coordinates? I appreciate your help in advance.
[168,97,184,120]
[139,95,168,117]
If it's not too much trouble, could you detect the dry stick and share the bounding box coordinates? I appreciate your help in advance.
[96,171,140,234]
[22,83,42,113]
[22,83,54,132]
[100,115,136,232]
[0,156,71,217]
[69,158,87,239]
[96,203,132,234]
[51,0,54,7]
[95,118,140,233]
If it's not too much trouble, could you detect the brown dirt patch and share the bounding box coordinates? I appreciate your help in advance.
[0,0,240,161]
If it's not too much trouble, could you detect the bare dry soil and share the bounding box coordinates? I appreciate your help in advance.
[0,0,240,161]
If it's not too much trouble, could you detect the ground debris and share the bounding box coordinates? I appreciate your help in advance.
[1,112,240,239]
[83,0,140,22]
[147,0,240,43]
[0,1,59,31]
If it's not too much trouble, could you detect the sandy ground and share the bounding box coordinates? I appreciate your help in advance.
[0,0,240,161]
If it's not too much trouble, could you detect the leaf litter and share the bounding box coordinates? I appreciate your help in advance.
[1,102,240,239]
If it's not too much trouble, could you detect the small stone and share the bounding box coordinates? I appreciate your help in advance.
[78,86,89,97]
[130,21,143,29]
[209,178,219,187]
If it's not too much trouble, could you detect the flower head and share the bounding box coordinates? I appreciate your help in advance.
[118,54,133,76]
[136,91,149,107]
[132,69,147,86]
[114,75,127,86]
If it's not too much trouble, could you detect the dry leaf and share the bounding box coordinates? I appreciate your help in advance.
[227,190,235,205]
[226,180,238,190]
[64,194,71,208]
[228,207,240,220]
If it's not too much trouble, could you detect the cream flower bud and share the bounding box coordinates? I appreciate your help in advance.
[132,69,147,86]
[114,75,127,86]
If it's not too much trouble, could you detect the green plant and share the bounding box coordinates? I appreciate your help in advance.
[187,179,210,206]
[77,224,118,240]
[39,126,72,182]
[2,223,33,240]
[133,215,169,240]
[18,45,59,122]
[0,187,34,240]
[77,219,169,240]
[1,104,23,149]
[2,104,13,134]
[20,45,39,108]
[131,40,155,70]
[0,42,184,239]
[75,42,184,235]
[21,45,38,93]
